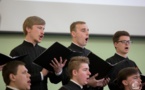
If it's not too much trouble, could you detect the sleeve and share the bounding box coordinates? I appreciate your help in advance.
[48,71,62,84]
[61,67,70,85]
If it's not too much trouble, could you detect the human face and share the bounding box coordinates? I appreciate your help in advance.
[123,73,142,90]
[26,25,45,45]
[74,63,91,86]
[71,24,89,47]
[114,36,131,56]
[13,65,31,90]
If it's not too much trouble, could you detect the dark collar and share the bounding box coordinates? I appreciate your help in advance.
[114,53,128,60]
[69,43,85,52]
[23,40,38,47]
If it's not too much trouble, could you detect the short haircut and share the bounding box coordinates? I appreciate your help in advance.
[2,61,25,85]
[68,56,89,78]
[70,21,86,32]
[23,16,45,35]
[113,30,130,43]
[115,67,139,90]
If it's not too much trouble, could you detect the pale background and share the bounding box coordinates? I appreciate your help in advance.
[0,0,145,36]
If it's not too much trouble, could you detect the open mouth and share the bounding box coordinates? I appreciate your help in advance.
[86,77,90,81]
[132,82,142,89]
[139,83,143,89]
[27,80,31,85]
[125,47,128,50]
[85,38,88,41]
[39,35,44,39]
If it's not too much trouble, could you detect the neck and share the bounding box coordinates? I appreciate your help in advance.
[7,83,19,90]
[70,79,83,89]
[25,37,36,46]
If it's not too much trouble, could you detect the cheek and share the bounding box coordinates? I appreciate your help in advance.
[79,72,87,78]
[14,76,25,85]
[17,75,27,81]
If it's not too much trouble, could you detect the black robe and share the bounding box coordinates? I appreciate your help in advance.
[106,53,141,90]
[59,81,83,90]
[10,41,61,90]
[61,43,103,90]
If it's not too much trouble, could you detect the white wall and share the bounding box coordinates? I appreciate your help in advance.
[0,0,145,36]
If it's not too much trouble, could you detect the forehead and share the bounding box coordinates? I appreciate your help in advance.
[119,36,130,40]
[75,23,88,28]
[127,73,140,79]
[32,25,45,27]
[17,65,27,72]
[79,63,89,68]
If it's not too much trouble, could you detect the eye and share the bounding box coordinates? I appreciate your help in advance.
[81,29,86,32]
[117,40,132,44]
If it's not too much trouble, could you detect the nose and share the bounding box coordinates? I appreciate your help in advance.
[27,73,31,78]
[86,30,89,36]
[139,78,142,82]
[41,29,44,34]
[86,30,89,35]
[88,70,91,75]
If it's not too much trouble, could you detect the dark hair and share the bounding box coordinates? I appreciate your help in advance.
[68,56,89,78]
[23,16,45,35]
[113,30,130,43]
[115,67,139,90]
[2,61,25,85]
[70,21,86,32]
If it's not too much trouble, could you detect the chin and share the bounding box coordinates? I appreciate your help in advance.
[82,44,86,47]
[27,87,30,90]
[84,82,88,85]
[37,40,41,43]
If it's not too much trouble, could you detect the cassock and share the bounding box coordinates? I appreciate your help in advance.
[106,53,141,90]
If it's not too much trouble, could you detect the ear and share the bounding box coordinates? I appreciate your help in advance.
[71,31,76,38]
[122,80,128,86]
[114,42,118,48]
[26,27,31,33]
[9,74,16,81]
[72,69,77,76]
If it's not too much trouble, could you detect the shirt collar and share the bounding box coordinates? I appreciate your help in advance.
[7,86,19,90]
[72,42,85,49]
[70,79,83,89]
[116,52,128,58]
[24,39,37,47]
[23,40,38,47]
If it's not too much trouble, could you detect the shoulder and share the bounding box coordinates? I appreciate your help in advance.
[106,55,114,62]
[11,41,28,51]
[85,48,90,52]
[10,43,24,55]
[11,44,22,51]
[127,59,136,64]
